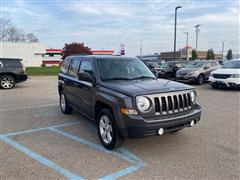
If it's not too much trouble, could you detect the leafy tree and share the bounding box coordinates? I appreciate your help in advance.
[192,49,198,60]
[226,49,233,60]
[206,48,215,60]
[62,42,92,59]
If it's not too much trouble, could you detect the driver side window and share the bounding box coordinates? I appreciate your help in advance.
[79,60,93,82]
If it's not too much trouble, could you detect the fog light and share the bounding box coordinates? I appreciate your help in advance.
[190,120,195,127]
[158,128,164,135]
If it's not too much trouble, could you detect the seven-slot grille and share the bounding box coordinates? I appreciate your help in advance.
[213,74,231,79]
[154,92,192,115]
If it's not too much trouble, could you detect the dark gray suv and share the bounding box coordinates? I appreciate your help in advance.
[0,58,27,89]
[58,55,202,150]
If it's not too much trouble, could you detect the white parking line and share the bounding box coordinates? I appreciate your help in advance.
[0,103,59,112]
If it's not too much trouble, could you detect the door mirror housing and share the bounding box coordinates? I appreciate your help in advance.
[78,71,94,83]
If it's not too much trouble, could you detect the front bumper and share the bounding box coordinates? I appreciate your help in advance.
[120,104,201,138]
[176,75,197,82]
[209,77,240,88]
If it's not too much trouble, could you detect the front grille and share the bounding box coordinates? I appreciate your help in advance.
[153,91,192,115]
[213,74,231,79]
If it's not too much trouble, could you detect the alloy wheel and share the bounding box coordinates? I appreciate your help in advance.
[1,77,14,89]
[99,115,113,144]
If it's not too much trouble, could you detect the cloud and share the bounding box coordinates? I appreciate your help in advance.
[2,0,239,55]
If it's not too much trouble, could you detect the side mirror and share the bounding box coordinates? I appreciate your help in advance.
[78,72,94,83]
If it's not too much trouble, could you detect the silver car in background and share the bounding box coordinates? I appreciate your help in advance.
[176,60,221,85]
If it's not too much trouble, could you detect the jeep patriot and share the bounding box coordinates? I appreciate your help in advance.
[58,55,202,150]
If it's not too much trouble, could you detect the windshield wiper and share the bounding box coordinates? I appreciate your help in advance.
[132,76,156,80]
[102,77,132,81]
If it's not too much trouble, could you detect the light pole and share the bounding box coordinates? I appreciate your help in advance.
[184,32,189,60]
[173,6,182,63]
[195,24,201,52]
[221,40,225,59]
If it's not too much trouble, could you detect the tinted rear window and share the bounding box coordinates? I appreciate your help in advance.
[3,59,22,67]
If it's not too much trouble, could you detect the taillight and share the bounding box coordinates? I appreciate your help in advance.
[21,61,26,73]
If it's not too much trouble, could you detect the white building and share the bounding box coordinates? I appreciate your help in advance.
[1,42,46,67]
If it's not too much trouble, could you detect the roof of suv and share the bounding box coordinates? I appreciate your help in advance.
[67,55,137,61]
[0,58,23,61]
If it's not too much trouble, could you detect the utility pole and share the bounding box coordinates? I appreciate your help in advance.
[173,6,182,63]
[195,24,201,52]
[184,32,189,60]
[221,40,225,59]
[140,40,142,56]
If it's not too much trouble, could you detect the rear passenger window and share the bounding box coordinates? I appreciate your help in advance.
[211,62,217,67]
[60,58,71,74]
[0,61,3,68]
[5,60,21,67]
[68,58,81,78]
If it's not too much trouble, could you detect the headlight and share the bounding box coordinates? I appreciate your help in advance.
[136,96,151,112]
[190,91,197,104]
[230,74,240,78]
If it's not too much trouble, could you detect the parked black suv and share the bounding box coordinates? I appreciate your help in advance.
[58,55,201,150]
[158,60,188,79]
[0,58,27,89]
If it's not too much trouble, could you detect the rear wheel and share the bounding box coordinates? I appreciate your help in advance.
[0,75,15,89]
[197,74,204,85]
[60,91,73,114]
[97,108,123,150]
[165,73,172,79]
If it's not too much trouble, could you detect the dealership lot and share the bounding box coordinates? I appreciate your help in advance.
[0,76,239,179]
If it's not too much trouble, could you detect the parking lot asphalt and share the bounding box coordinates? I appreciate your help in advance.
[0,76,239,180]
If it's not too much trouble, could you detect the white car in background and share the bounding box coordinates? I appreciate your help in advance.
[209,59,240,89]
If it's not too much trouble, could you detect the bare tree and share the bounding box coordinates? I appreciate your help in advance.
[0,18,39,42]
[26,33,39,42]
[0,18,10,40]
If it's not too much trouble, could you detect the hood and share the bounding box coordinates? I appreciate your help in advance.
[101,79,193,97]
[212,68,240,74]
[178,68,201,74]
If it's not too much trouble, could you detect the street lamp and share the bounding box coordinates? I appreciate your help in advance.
[184,32,189,60]
[195,24,201,52]
[173,6,182,63]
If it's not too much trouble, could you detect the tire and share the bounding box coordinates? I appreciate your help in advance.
[197,74,204,85]
[97,108,123,150]
[0,75,15,89]
[165,73,172,79]
[60,91,73,114]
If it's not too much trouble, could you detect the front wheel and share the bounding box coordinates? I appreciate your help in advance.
[97,108,123,150]
[60,91,73,114]
[0,75,15,89]
[197,75,204,85]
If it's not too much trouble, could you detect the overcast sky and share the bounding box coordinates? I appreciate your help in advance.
[2,0,239,56]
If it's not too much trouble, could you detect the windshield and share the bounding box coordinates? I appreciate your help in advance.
[160,62,174,68]
[222,60,240,69]
[147,62,159,68]
[98,58,156,81]
[185,61,205,68]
